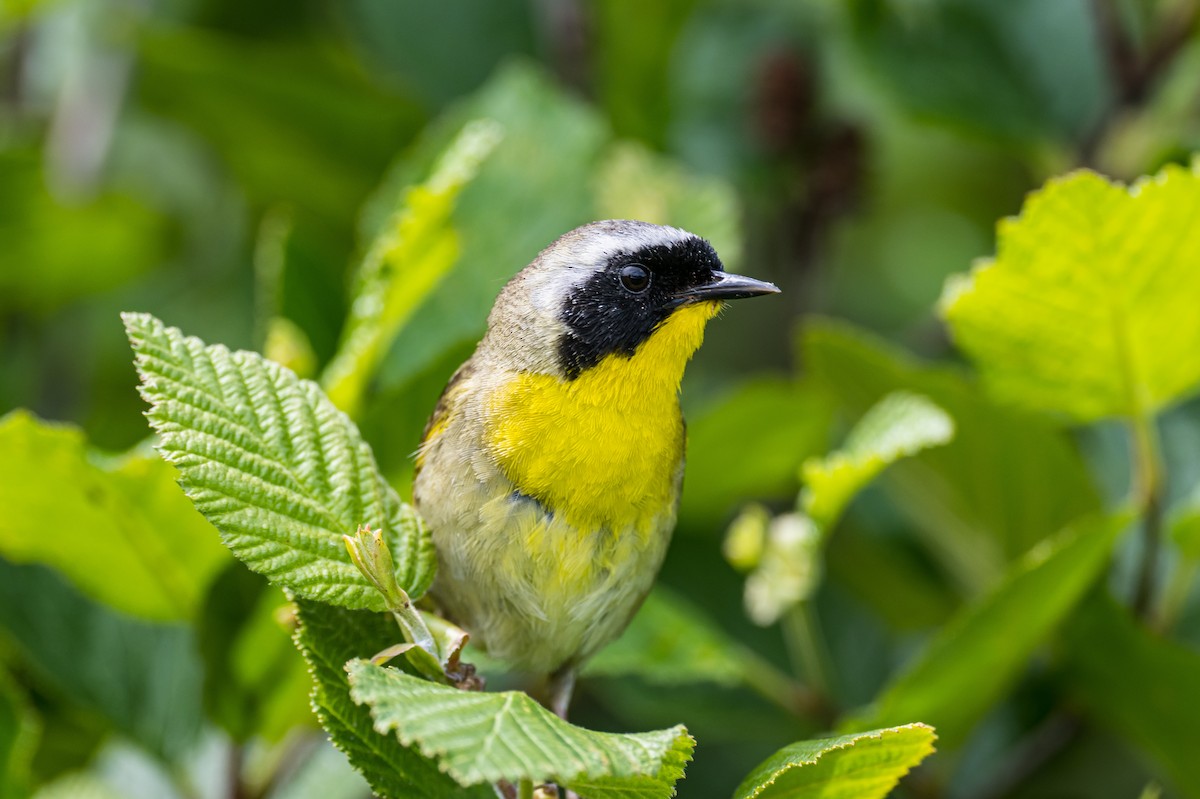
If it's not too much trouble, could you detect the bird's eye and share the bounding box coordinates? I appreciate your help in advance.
[619,263,651,293]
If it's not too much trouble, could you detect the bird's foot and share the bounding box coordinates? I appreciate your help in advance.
[451,660,486,691]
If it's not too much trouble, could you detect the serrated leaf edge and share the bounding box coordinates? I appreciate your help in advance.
[346,659,695,794]
[739,723,937,799]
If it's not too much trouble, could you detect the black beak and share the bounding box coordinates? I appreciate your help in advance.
[670,271,780,306]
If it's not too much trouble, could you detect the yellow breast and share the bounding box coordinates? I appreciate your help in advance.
[484,301,719,532]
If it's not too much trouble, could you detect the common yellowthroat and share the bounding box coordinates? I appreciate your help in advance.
[413,220,778,714]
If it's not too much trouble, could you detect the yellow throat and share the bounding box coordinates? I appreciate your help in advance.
[485,301,720,532]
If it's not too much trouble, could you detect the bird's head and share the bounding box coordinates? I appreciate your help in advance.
[482,220,779,380]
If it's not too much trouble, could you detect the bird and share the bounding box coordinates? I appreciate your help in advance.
[412,219,779,717]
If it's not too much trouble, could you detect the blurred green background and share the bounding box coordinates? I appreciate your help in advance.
[4,0,1200,797]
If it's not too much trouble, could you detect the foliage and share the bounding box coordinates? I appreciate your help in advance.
[729,390,953,626]
[0,560,205,763]
[0,668,38,799]
[843,514,1127,745]
[6,2,1200,798]
[733,724,936,799]
[125,312,436,611]
[941,166,1200,422]
[1062,593,1200,796]
[321,118,503,417]
[0,410,227,621]
[128,313,703,796]
[800,391,953,531]
[292,597,485,799]
[348,659,694,798]
[800,320,1103,581]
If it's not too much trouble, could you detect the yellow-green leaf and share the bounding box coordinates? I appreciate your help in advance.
[733,724,936,799]
[321,118,503,417]
[802,391,954,531]
[801,319,1102,582]
[940,165,1200,422]
[0,410,228,621]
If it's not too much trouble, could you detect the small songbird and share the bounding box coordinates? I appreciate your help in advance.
[413,220,778,715]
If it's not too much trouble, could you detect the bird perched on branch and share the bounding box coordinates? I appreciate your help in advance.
[413,220,779,716]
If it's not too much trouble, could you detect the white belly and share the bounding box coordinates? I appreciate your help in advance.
[425,479,675,675]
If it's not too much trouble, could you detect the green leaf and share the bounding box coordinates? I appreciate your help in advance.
[733,724,937,799]
[734,391,951,626]
[584,588,748,687]
[825,529,958,631]
[845,513,1126,745]
[0,410,229,621]
[802,391,954,531]
[1062,592,1200,798]
[0,668,38,799]
[292,598,489,799]
[29,774,125,799]
[723,504,771,574]
[19,701,107,788]
[348,660,695,798]
[584,589,817,721]
[135,30,423,224]
[263,317,319,381]
[197,565,311,743]
[848,0,1108,145]
[372,63,609,393]
[680,380,833,530]
[124,313,436,610]
[802,320,1102,583]
[0,559,204,762]
[940,165,1200,422]
[321,118,503,417]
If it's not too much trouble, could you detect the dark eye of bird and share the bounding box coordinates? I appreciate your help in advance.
[619,263,651,293]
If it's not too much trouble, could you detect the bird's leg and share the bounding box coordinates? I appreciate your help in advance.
[546,664,577,721]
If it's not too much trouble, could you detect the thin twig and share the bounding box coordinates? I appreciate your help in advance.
[228,742,248,799]
[738,645,833,724]
[776,602,840,728]
[782,603,834,698]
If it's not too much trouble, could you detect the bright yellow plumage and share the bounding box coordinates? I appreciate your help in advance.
[411,220,777,713]
[484,301,717,532]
